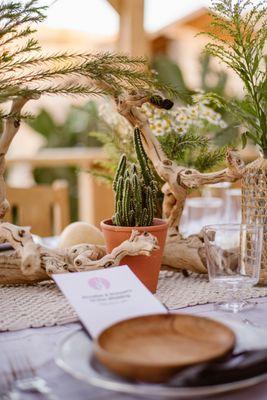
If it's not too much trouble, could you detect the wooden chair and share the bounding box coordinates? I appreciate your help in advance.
[4,180,70,236]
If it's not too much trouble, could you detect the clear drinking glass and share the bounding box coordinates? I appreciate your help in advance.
[183,197,223,235]
[224,188,242,223]
[202,182,231,200]
[203,224,263,313]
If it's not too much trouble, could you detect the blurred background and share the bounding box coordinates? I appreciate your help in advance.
[6,0,252,230]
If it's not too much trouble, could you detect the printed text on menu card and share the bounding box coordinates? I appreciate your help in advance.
[53,266,166,337]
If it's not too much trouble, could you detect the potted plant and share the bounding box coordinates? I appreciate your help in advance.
[101,128,168,293]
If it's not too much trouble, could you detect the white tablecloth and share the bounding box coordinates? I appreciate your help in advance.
[1,299,267,399]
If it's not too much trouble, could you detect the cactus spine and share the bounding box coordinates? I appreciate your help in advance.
[112,129,158,227]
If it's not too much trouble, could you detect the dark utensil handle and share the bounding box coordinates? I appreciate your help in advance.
[0,243,14,252]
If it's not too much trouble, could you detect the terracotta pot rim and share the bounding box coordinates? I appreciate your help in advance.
[100,218,168,232]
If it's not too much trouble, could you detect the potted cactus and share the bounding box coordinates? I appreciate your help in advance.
[101,128,168,292]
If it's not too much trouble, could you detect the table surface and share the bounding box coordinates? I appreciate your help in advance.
[1,299,267,400]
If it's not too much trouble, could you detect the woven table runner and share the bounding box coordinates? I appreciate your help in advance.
[1,271,267,331]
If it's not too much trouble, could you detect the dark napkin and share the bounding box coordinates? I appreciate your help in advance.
[168,349,267,387]
[91,350,267,387]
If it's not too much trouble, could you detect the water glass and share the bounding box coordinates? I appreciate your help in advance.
[203,224,263,313]
[224,188,242,223]
[183,197,223,235]
[202,182,231,200]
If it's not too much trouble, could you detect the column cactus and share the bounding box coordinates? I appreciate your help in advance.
[112,128,158,227]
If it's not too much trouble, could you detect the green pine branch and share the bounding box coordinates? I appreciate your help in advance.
[202,0,267,152]
[158,131,209,163]
[158,129,227,171]
[194,146,227,172]
[0,0,178,119]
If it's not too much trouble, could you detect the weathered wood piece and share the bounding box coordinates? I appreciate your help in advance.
[0,223,158,284]
[0,97,37,219]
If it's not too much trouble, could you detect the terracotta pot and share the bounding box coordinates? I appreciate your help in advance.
[100,218,168,293]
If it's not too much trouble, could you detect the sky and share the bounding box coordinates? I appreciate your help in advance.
[44,0,212,37]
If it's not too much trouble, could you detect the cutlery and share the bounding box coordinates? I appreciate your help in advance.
[242,318,267,329]
[8,355,58,400]
[0,371,20,400]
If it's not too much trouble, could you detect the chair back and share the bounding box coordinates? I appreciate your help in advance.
[5,180,70,236]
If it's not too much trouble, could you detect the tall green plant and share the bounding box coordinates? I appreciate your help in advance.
[203,0,267,153]
[112,128,158,227]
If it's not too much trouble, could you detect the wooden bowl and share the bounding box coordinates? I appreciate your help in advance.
[93,314,235,383]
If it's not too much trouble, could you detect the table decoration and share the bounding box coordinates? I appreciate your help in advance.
[203,224,263,312]
[116,94,245,276]
[183,197,223,235]
[101,129,167,292]
[0,0,171,285]
[0,224,157,284]
[53,266,166,337]
[0,0,265,287]
[88,0,266,280]
[58,222,105,248]
[201,0,267,283]
[55,320,267,399]
[2,271,267,332]
[93,314,235,383]
[242,159,267,285]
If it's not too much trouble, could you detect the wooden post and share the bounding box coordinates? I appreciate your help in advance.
[116,0,149,57]
[53,180,70,235]
[78,169,114,227]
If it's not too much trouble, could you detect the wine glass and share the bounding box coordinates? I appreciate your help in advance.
[203,224,263,313]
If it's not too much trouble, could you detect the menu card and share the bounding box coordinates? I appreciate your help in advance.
[53,266,167,337]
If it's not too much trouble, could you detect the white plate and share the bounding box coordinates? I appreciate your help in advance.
[55,318,267,399]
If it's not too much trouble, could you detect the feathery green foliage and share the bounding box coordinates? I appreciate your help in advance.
[0,0,178,121]
[202,0,267,153]
[194,146,228,172]
[112,129,158,226]
[158,130,227,172]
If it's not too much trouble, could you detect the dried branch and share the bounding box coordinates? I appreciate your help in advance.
[0,95,36,218]
[0,223,158,284]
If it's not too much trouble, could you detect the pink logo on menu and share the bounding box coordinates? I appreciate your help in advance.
[88,277,110,290]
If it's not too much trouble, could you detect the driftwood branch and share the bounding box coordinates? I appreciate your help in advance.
[0,96,38,219]
[117,92,246,273]
[73,229,158,270]
[0,223,158,284]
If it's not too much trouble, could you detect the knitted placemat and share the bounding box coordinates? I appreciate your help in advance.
[1,271,267,331]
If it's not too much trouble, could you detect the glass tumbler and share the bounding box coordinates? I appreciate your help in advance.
[184,197,223,235]
[203,224,263,313]
[224,188,242,223]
